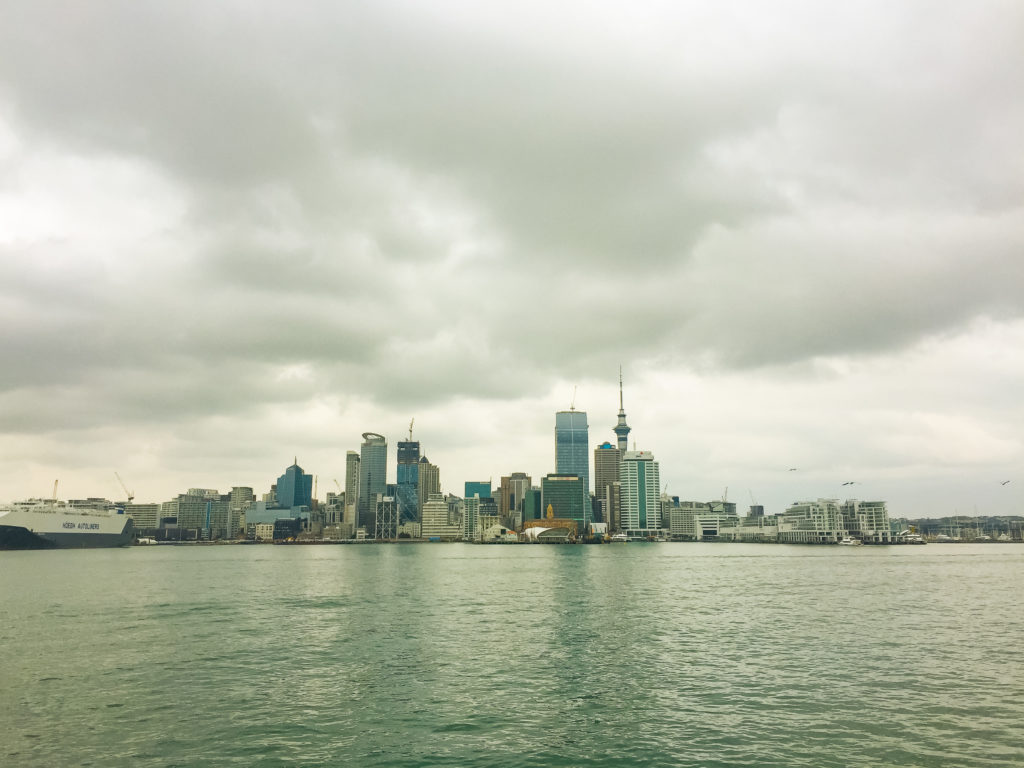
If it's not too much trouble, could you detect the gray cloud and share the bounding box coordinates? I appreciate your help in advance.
[1,2,1022,509]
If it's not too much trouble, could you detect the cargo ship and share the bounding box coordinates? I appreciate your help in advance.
[0,499,135,549]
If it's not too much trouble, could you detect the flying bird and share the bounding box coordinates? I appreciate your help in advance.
[1000,480,1010,485]
[841,481,857,486]
[788,468,798,472]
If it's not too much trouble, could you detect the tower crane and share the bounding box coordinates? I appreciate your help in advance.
[115,472,134,503]
[408,418,415,441]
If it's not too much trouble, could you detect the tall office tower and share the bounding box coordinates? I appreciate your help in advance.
[465,481,491,500]
[417,457,440,513]
[396,438,421,524]
[619,450,661,535]
[523,487,543,524]
[498,472,532,530]
[555,409,590,492]
[463,495,480,542]
[358,433,387,534]
[541,473,590,533]
[344,451,360,527]
[613,367,631,453]
[277,460,313,508]
[593,441,621,524]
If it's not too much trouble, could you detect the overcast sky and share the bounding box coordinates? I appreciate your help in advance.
[2,1,1022,518]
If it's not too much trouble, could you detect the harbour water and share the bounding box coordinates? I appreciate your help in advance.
[2,543,1022,767]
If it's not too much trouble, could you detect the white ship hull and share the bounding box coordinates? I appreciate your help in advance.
[0,501,134,550]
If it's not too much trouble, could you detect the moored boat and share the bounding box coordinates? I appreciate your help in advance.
[0,499,134,550]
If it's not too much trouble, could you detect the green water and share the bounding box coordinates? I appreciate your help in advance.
[1,543,1022,767]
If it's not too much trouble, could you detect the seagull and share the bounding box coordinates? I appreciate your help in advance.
[841,481,857,486]
[1000,480,1011,486]
[788,468,798,472]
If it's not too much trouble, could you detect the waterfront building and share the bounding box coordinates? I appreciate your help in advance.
[593,441,621,527]
[779,499,845,543]
[324,491,344,526]
[358,433,387,535]
[522,487,543,524]
[840,500,892,543]
[344,451,360,527]
[375,494,398,540]
[465,481,491,500]
[421,493,461,540]
[555,409,590,493]
[229,487,255,537]
[668,500,740,541]
[398,521,421,538]
[541,474,589,532]
[521,505,577,542]
[612,368,631,453]
[498,472,532,530]
[417,457,440,514]
[254,522,274,540]
[123,503,160,529]
[728,513,782,543]
[463,495,480,542]
[396,438,420,524]
[619,451,661,538]
[174,490,231,539]
[276,461,313,509]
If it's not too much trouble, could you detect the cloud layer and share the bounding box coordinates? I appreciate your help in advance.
[1,2,1022,515]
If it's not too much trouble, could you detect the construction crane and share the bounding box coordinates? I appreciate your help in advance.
[408,418,415,441]
[114,472,134,503]
[570,385,577,411]
[334,479,342,493]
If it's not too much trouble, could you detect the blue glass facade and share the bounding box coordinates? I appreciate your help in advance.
[396,440,420,523]
[555,410,589,492]
[464,481,491,500]
[276,461,313,508]
[358,433,387,532]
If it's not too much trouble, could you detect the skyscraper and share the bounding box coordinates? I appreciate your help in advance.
[613,367,631,453]
[620,450,661,535]
[498,472,532,530]
[593,441,621,526]
[344,451,360,527]
[277,460,313,508]
[417,456,440,514]
[358,433,387,533]
[555,409,589,492]
[396,438,420,523]
[541,473,590,533]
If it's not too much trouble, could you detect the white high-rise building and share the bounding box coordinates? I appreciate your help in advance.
[421,493,461,540]
[619,450,661,536]
[780,499,845,543]
[344,450,360,527]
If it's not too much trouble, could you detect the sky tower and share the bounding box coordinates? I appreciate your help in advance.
[613,366,631,452]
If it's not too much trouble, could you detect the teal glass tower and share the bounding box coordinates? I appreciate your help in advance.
[555,409,589,492]
[276,459,312,508]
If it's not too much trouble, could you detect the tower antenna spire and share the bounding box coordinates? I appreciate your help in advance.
[619,365,624,410]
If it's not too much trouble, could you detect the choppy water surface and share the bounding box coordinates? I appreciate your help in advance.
[1,543,1022,767]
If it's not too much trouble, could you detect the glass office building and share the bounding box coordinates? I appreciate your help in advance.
[555,410,590,492]
[358,433,387,533]
[396,440,420,523]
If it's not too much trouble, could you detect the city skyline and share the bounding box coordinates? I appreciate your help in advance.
[1,4,1022,518]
